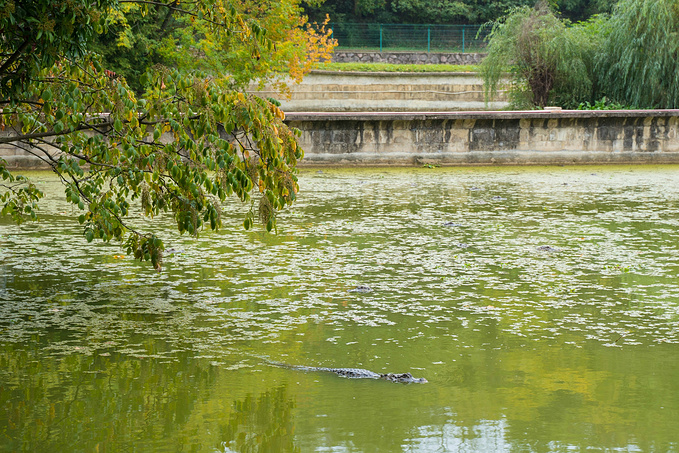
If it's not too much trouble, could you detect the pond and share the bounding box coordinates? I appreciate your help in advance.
[1,165,679,452]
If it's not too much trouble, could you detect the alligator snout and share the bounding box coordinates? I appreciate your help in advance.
[381,372,428,384]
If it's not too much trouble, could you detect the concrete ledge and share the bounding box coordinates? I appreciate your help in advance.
[278,100,506,113]
[285,110,679,121]
[300,151,679,166]
[307,70,482,79]
[285,110,679,166]
[251,71,507,112]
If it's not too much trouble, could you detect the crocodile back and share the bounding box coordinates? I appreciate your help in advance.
[322,368,382,379]
[264,360,426,382]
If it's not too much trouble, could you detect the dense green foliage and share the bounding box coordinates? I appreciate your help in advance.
[302,0,615,24]
[482,0,678,109]
[0,0,333,270]
[480,3,601,108]
[595,0,679,109]
[93,0,334,94]
[576,97,629,110]
[0,0,108,98]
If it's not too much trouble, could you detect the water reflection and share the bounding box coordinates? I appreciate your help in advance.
[220,387,298,453]
[2,166,679,451]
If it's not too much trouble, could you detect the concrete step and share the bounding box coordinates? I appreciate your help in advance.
[249,71,508,112]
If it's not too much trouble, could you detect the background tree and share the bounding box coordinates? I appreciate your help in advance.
[482,0,678,109]
[595,0,679,108]
[390,0,476,23]
[556,0,616,22]
[480,2,602,108]
[93,0,334,94]
[0,0,334,270]
[302,0,615,24]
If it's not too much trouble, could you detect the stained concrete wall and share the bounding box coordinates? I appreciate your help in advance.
[251,71,508,112]
[5,111,679,169]
[285,110,679,165]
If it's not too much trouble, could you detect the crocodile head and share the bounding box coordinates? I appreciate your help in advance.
[381,372,428,384]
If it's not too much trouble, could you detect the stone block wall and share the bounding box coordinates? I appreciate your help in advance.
[331,51,485,65]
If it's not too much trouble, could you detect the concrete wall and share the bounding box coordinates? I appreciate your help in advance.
[331,51,485,65]
[6,111,679,169]
[0,132,60,169]
[285,110,679,166]
[253,71,508,112]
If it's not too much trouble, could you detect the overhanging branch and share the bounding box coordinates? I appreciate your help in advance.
[0,39,30,76]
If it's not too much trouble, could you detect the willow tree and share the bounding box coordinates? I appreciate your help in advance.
[480,2,602,108]
[596,0,679,108]
[0,0,334,270]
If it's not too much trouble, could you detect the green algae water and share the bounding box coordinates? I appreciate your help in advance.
[2,166,679,452]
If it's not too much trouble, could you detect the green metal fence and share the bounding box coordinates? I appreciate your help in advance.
[329,23,488,53]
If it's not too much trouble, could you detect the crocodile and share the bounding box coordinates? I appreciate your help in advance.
[269,362,427,384]
[348,285,373,293]
[536,245,560,252]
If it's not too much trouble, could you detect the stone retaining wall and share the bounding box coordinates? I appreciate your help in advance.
[285,110,679,166]
[252,71,508,112]
[0,134,60,169]
[332,51,485,65]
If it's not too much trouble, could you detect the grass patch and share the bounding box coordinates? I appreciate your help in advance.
[314,62,479,73]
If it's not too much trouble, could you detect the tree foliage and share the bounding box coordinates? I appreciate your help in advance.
[595,0,679,109]
[555,0,616,22]
[0,0,335,270]
[92,0,334,94]
[0,0,107,98]
[480,3,600,108]
[481,0,679,109]
[302,0,612,25]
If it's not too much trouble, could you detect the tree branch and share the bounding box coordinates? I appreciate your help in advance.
[159,0,179,37]
[0,124,95,145]
[0,39,30,76]
[119,0,243,29]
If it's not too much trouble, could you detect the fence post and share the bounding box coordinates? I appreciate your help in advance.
[379,24,383,52]
[427,27,431,53]
[462,25,465,53]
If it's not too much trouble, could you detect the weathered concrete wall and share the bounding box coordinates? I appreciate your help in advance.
[252,71,508,112]
[331,51,485,65]
[6,111,679,169]
[0,131,60,169]
[285,110,679,166]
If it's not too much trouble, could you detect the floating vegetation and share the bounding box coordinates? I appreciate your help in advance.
[3,167,679,451]
[2,166,679,353]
